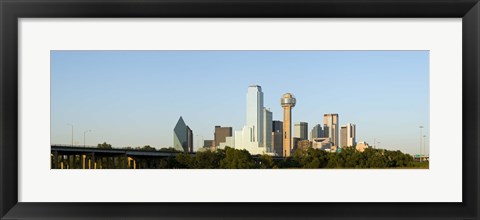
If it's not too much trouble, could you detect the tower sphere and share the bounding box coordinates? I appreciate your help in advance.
[281,93,296,107]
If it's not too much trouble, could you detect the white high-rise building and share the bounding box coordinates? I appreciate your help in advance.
[340,123,356,148]
[233,85,269,155]
[346,123,356,147]
[246,85,264,144]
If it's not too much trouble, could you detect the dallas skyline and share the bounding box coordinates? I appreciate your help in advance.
[51,50,429,155]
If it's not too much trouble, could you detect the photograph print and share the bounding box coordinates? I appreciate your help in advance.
[50,50,429,169]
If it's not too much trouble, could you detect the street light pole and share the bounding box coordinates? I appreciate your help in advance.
[423,135,427,157]
[67,123,74,147]
[84,130,91,147]
[419,125,424,156]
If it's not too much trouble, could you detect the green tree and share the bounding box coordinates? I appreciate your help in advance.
[293,148,329,168]
[140,145,156,151]
[97,142,112,149]
[276,157,301,168]
[257,154,275,169]
[175,153,194,168]
[159,147,182,152]
[194,150,223,168]
[220,147,256,169]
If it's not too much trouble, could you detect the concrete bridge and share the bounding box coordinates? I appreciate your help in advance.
[51,145,283,169]
[51,145,188,169]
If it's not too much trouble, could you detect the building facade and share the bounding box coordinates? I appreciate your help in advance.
[203,140,214,148]
[312,137,332,150]
[340,123,356,148]
[324,113,339,147]
[263,108,273,152]
[187,126,193,153]
[310,124,324,141]
[346,123,356,147]
[173,116,193,152]
[272,120,283,156]
[233,85,269,155]
[214,126,233,147]
[218,136,235,149]
[246,85,264,145]
[294,122,308,140]
[340,125,347,148]
[273,120,283,133]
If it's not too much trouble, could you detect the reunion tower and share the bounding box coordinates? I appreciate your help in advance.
[281,93,296,157]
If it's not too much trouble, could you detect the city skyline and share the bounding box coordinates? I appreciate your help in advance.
[51,50,429,155]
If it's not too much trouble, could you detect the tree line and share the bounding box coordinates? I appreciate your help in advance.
[95,142,427,169]
[153,147,426,169]
[97,142,179,152]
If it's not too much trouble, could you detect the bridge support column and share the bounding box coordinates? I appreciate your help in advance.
[107,157,111,169]
[101,157,105,169]
[90,153,95,169]
[52,151,58,169]
[123,155,127,169]
[70,155,74,169]
[60,155,64,169]
[82,155,86,169]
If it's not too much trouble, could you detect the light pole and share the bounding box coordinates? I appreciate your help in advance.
[67,123,74,147]
[423,135,427,157]
[419,125,424,156]
[84,130,91,147]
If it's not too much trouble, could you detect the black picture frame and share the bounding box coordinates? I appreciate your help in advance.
[1,0,479,219]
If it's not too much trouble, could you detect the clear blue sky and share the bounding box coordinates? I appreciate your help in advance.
[51,51,429,155]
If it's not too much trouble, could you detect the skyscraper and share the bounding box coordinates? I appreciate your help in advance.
[233,85,268,155]
[273,120,283,133]
[263,108,272,152]
[324,113,339,147]
[247,85,264,145]
[173,116,193,152]
[340,123,356,148]
[310,124,324,141]
[340,125,347,148]
[281,93,296,157]
[272,120,283,155]
[346,123,356,147]
[187,126,193,153]
[214,126,233,147]
[294,122,308,140]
